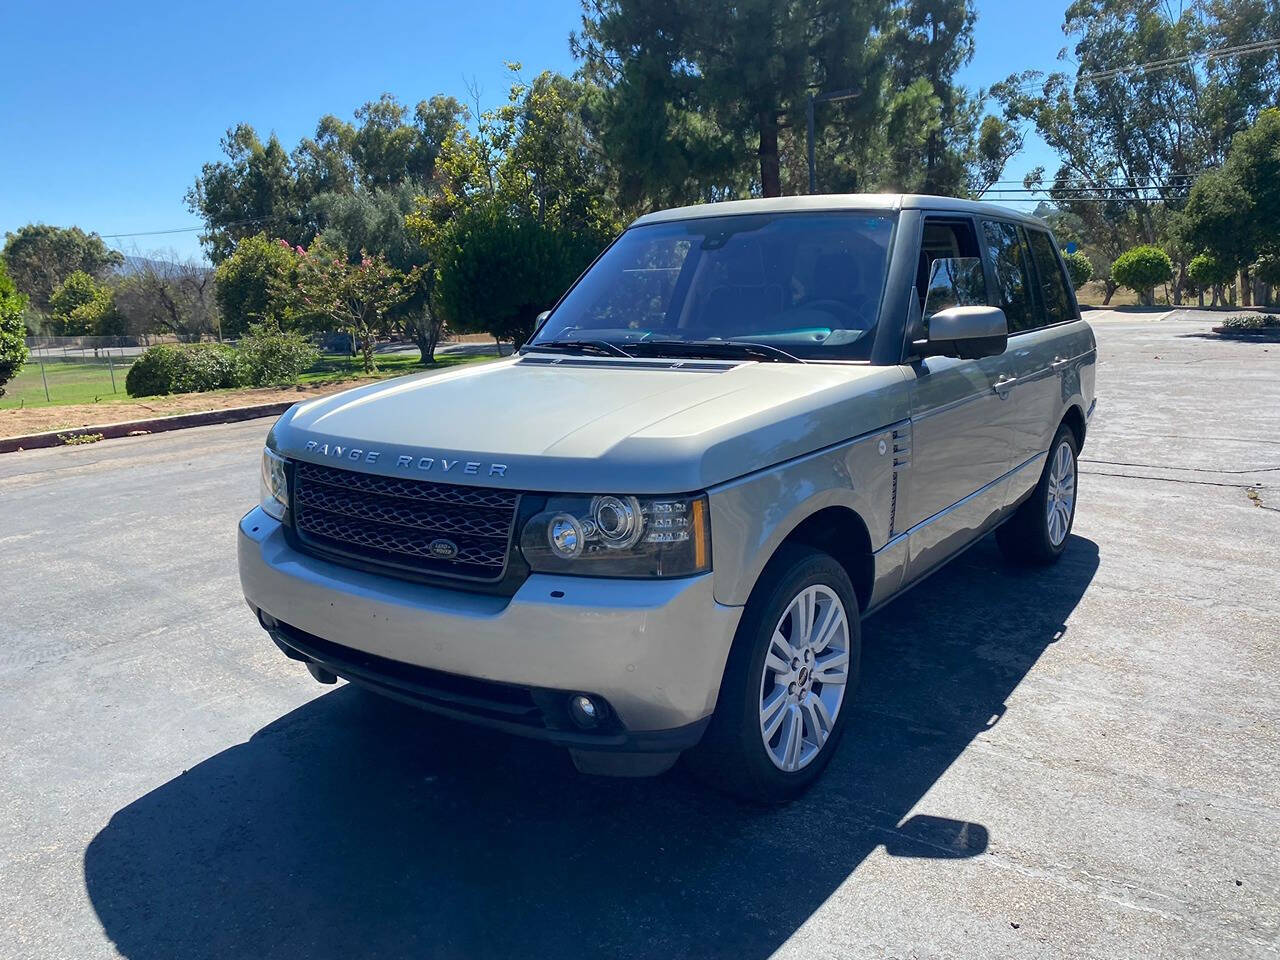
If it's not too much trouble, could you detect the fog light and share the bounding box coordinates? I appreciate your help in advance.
[569,694,602,728]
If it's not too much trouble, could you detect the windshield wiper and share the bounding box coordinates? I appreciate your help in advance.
[523,339,634,359]
[629,340,805,363]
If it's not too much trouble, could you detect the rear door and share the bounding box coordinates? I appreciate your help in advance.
[979,220,1059,483]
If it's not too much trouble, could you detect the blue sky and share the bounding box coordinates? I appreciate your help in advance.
[0,0,1066,263]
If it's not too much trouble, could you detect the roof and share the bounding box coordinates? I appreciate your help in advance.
[628,193,1044,229]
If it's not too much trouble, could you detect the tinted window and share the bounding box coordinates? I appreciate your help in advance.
[1026,229,1076,326]
[982,220,1034,332]
[534,213,896,361]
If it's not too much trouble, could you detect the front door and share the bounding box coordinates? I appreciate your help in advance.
[901,218,1014,584]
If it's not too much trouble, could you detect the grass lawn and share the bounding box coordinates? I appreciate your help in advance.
[0,358,136,409]
[297,350,489,386]
[1,350,496,410]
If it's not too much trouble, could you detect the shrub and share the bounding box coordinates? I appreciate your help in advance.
[1061,251,1093,289]
[1187,252,1236,290]
[1219,312,1280,330]
[0,261,29,397]
[235,322,319,386]
[1111,245,1174,304]
[125,343,241,397]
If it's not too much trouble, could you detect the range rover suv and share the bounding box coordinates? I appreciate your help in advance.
[239,194,1096,802]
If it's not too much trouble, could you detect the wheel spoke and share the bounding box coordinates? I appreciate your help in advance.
[781,705,803,770]
[811,602,844,653]
[764,643,791,678]
[795,590,816,645]
[814,649,849,686]
[802,695,834,746]
[760,687,789,741]
[769,629,796,662]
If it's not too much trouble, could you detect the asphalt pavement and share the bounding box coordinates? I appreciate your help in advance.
[1,310,1277,959]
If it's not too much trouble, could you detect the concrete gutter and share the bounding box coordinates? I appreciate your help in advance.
[0,401,292,454]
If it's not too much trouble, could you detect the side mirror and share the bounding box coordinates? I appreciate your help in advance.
[919,305,1007,360]
[533,310,551,334]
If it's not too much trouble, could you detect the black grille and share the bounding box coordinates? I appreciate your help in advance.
[291,461,520,582]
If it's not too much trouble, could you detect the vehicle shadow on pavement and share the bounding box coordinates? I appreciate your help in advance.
[84,535,1099,960]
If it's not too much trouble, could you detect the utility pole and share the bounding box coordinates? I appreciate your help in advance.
[806,87,861,195]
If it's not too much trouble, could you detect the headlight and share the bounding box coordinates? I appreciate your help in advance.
[260,447,289,520]
[520,493,710,578]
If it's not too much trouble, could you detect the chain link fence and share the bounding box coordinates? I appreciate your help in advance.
[3,336,179,407]
[3,334,508,409]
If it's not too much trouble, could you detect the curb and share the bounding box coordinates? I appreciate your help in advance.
[1210,326,1280,341]
[0,401,293,454]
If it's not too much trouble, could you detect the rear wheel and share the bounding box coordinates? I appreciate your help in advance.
[687,545,861,803]
[997,424,1078,565]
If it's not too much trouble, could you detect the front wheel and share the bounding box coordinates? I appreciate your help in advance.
[686,545,861,803]
[997,424,1079,565]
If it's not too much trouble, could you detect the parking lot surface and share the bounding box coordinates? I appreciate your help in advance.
[1,311,1277,959]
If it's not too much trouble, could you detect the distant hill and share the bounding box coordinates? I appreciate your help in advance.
[116,255,213,277]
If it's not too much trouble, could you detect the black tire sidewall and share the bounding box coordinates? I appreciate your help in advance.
[1036,427,1079,558]
[693,545,862,803]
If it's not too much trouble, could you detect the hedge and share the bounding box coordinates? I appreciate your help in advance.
[125,343,241,397]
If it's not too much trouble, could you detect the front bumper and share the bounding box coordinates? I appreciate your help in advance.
[238,508,742,747]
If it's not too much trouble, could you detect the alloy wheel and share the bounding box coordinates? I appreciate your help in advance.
[1045,439,1076,547]
[758,584,850,772]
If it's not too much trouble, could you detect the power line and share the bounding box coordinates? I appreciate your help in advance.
[98,214,286,239]
[1003,36,1280,95]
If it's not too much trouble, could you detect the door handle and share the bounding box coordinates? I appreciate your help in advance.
[992,376,1017,398]
[1050,356,1071,371]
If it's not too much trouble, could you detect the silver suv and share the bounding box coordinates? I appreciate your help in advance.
[239,194,1096,801]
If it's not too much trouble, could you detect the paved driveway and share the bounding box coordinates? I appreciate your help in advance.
[1,312,1277,959]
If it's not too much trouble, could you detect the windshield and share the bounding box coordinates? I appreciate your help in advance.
[530,212,896,361]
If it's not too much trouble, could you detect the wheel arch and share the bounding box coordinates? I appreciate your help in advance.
[757,505,875,613]
[1061,403,1087,450]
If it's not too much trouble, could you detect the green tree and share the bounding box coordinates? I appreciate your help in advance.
[1,224,123,313]
[996,0,1280,303]
[1187,252,1236,307]
[213,233,300,338]
[315,183,445,364]
[1111,245,1174,305]
[286,242,417,373]
[408,70,619,347]
[430,204,599,348]
[1179,108,1280,306]
[0,260,29,397]
[49,271,124,336]
[188,95,465,263]
[878,0,1020,195]
[574,0,888,201]
[1062,250,1093,289]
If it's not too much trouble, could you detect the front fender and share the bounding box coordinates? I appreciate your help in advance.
[707,425,898,607]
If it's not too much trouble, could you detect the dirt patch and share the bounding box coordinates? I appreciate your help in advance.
[0,380,376,439]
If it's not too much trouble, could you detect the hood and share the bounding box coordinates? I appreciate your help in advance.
[270,355,909,493]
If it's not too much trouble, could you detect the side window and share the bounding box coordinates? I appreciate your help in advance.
[1026,229,1076,326]
[981,220,1034,332]
[916,218,982,313]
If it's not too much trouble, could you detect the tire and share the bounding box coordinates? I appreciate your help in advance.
[686,544,861,804]
[996,424,1079,566]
